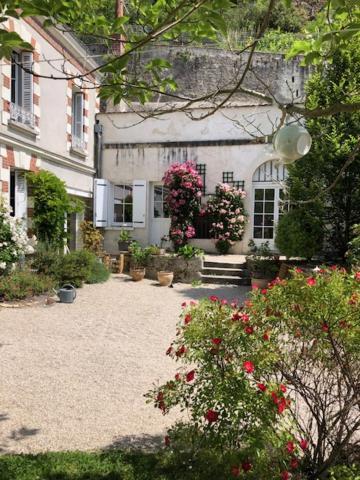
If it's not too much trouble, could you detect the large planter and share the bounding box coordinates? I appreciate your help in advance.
[118,240,131,252]
[251,277,270,289]
[130,267,145,282]
[157,271,174,287]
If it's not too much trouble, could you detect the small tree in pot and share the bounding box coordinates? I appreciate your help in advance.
[118,230,132,251]
[129,241,150,281]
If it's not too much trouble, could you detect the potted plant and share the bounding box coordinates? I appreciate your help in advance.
[129,242,150,281]
[157,270,174,287]
[246,241,280,288]
[118,230,132,251]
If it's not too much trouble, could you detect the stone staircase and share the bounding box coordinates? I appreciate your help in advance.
[201,259,251,286]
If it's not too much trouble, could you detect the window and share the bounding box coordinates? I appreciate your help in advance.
[196,164,206,194]
[253,188,276,239]
[222,171,234,183]
[71,91,84,150]
[153,185,169,218]
[9,170,27,219]
[222,172,245,190]
[10,51,34,126]
[113,184,133,225]
[10,171,15,217]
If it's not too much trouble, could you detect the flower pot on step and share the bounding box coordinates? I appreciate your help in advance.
[251,277,270,289]
[130,267,145,281]
[157,271,174,287]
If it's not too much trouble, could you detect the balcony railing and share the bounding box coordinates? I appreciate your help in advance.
[10,102,35,127]
[71,135,85,151]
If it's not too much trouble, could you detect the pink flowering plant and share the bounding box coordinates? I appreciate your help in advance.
[163,161,202,249]
[207,183,247,254]
[146,267,360,479]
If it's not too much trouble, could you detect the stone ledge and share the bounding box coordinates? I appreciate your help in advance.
[130,254,202,283]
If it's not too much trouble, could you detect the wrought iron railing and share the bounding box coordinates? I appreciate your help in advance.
[10,102,35,127]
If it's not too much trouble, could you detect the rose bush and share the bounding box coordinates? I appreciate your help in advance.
[0,197,36,273]
[146,268,360,480]
[207,183,247,254]
[163,161,202,249]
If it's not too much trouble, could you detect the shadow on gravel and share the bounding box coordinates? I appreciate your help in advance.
[104,433,163,451]
[176,284,250,302]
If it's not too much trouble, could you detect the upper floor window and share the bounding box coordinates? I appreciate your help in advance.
[10,51,34,127]
[71,91,84,150]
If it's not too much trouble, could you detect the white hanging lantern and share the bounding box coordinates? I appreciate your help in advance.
[273,124,312,164]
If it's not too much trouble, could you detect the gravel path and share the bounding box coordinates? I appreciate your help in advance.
[0,275,249,455]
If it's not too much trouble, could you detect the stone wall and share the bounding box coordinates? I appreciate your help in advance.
[130,254,203,283]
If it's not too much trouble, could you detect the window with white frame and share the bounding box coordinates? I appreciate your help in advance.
[10,51,34,126]
[9,170,27,219]
[153,185,169,218]
[71,91,84,150]
[113,184,133,225]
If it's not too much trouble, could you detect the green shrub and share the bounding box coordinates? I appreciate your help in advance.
[147,268,360,479]
[0,270,55,301]
[176,245,204,259]
[32,246,61,276]
[346,224,360,267]
[86,260,110,284]
[275,209,324,259]
[57,250,95,288]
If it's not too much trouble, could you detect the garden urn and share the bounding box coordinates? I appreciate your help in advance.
[157,271,174,287]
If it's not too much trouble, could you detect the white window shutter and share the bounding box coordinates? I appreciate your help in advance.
[72,92,83,139]
[94,179,110,227]
[21,52,33,114]
[133,180,147,228]
[15,171,27,220]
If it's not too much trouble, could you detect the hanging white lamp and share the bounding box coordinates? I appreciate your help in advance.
[273,124,312,164]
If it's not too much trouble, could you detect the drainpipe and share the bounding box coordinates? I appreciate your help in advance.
[113,0,124,56]
[94,119,103,178]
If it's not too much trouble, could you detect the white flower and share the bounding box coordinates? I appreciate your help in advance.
[0,262,6,270]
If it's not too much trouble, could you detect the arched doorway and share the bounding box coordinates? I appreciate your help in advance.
[251,160,288,249]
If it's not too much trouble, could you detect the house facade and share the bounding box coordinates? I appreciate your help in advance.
[95,49,309,255]
[0,17,100,248]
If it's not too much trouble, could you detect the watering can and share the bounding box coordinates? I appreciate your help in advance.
[54,284,77,303]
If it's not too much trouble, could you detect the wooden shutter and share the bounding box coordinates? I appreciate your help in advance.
[94,178,110,227]
[133,180,147,228]
[72,92,83,139]
[21,52,33,114]
[15,171,27,220]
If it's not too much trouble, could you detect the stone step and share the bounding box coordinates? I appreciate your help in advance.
[200,274,251,286]
[204,260,247,269]
[201,267,249,277]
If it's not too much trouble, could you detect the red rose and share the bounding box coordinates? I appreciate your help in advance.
[306,277,316,286]
[157,392,164,402]
[295,267,303,273]
[299,439,308,451]
[164,435,170,447]
[261,288,267,295]
[221,299,228,305]
[181,302,187,308]
[271,391,279,404]
[190,300,197,306]
[355,271,360,281]
[281,471,290,480]
[290,458,299,470]
[232,312,241,321]
[209,295,219,302]
[166,346,173,355]
[241,313,250,323]
[286,441,295,454]
[242,461,252,472]
[245,326,254,334]
[243,361,255,374]
[231,466,240,477]
[280,384,287,393]
[263,331,270,341]
[204,409,219,423]
[175,373,181,381]
[212,338,222,345]
[278,397,287,414]
[176,345,187,357]
[257,383,267,392]
[186,370,195,382]
[230,301,238,309]
[321,323,329,332]
[184,313,192,325]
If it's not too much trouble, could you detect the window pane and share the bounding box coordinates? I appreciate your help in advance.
[154,202,163,218]
[255,189,264,201]
[264,202,274,213]
[124,204,132,223]
[124,185,133,203]
[154,186,163,203]
[265,189,275,200]
[114,185,124,200]
[254,215,263,226]
[254,202,263,213]
[264,215,274,226]
[114,204,124,223]
[254,227,263,238]
[263,227,273,239]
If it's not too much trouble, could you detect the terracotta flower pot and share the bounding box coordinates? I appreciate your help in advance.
[251,277,270,289]
[130,268,145,282]
[157,271,174,287]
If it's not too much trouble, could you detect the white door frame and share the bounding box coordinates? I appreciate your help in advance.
[150,183,170,246]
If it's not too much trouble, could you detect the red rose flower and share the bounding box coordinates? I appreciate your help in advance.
[321,323,329,332]
[263,331,270,341]
[164,435,170,447]
[230,301,238,309]
[278,397,287,414]
[257,383,267,392]
[271,391,279,404]
[295,267,303,273]
[306,277,316,286]
[212,337,222,345]
[241,313,250,323]
[175,373,181,381]
[181,302,187,308]
[290,458,299,470]
[261,288,267,295]
[242,461,252,472]
[232,312,241,321]
[221,299,228,305]
[243,361,255,374]
[244,300,253,307]
[299,439,308,451]
[245,326,254,334]
[280,384,287,393]
[281,471,290,480]
[286,441,295,454]
[166,346,173,355]
[184,313,192,325]
[186,370,195,382]
[204,409,219,423]
[355,271,360,281]
[231,466,240,477]
[209,295,219,302]
[190,300,197,306]
[176,345,187,357]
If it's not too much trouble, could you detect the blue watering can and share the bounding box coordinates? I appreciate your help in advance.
[54,284,77,303]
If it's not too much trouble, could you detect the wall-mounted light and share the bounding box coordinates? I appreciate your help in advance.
[272,124,312,164]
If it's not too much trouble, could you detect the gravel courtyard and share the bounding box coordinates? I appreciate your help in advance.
[0,275,249,455]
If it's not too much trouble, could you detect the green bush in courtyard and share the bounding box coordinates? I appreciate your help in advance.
[86,260,110,284]
[57,250,96,288]
[0,270,55,301]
